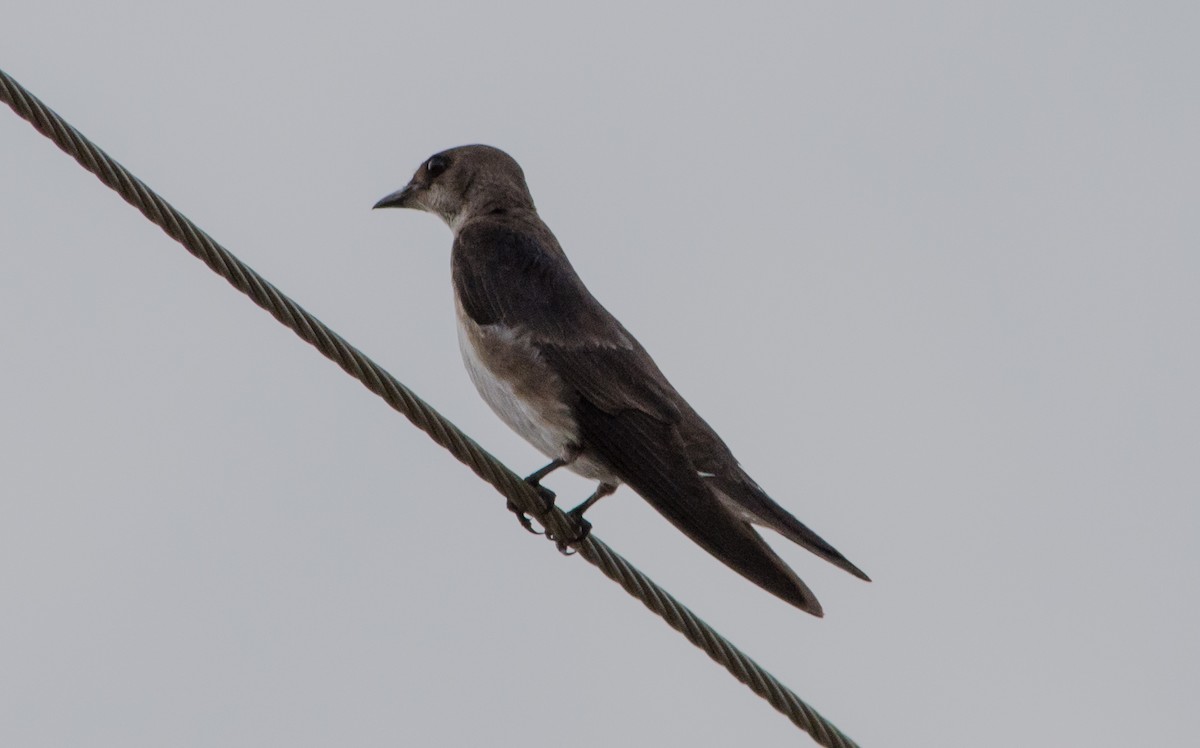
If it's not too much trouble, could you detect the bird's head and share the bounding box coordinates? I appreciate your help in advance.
[373,144,535,233]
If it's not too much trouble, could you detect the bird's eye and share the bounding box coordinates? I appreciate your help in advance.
[426,155,449,178]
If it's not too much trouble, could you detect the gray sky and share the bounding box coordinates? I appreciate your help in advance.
[2,3,1197,746]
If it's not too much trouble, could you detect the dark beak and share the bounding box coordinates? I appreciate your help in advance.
[373,183,417,210]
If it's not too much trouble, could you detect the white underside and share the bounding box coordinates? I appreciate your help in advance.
[457,323,571,457]
[452,302,621,484]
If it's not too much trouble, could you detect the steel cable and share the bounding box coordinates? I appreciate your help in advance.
[2,67,861,748]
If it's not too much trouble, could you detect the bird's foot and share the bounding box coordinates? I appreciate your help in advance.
[506,500,541,534]
[546,482,611,553]
[508,480,557,535]
[550,510,593,555]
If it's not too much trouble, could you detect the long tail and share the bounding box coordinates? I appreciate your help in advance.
[711,469,871,582]
[575,401,828,615]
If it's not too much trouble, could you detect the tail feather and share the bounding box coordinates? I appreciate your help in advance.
[712,471,871,582]
[576,400,828,615]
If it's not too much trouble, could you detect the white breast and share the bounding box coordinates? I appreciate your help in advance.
[456,312,577,461]
[454,298,621,484]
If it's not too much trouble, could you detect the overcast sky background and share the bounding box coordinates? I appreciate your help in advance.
[2,3,1197,747]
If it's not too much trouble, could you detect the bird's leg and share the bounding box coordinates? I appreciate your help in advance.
[525,458,567,486]
[568,482,616,521]
[554,482,617,554]
[507,458,568,534]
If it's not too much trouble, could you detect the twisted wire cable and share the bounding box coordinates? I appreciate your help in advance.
[2,67,861,748]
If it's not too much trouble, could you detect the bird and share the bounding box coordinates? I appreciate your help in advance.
[374,145,868,616]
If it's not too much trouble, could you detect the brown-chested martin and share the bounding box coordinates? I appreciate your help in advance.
[374,145,868,616]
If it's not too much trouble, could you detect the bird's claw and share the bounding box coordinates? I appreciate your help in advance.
[508,481,557,535]
[550,513,593,555]
[529,482,557,513]
[511,475,592,553]
[506,500,543,534]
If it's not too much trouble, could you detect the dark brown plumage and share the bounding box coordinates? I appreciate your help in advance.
[375,145,868,615]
